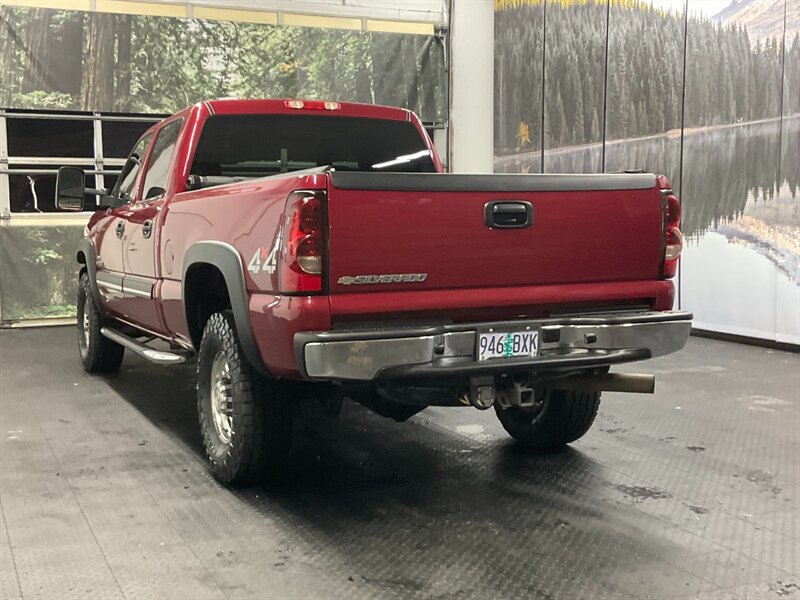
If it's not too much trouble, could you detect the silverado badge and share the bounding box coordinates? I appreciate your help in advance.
[337,273,428,285]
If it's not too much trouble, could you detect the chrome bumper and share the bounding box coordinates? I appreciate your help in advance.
[294,311,692,381]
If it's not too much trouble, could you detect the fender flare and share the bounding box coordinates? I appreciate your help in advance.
[77,238,102,308]
[182,241,267,375]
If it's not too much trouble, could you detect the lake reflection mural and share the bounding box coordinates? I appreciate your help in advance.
[494,0,799,344]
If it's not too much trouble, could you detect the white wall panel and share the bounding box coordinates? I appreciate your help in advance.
[449,0,493,173]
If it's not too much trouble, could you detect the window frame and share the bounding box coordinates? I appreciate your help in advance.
[187,114,437,179]
[111,132,154,207]
[138,117,184,203]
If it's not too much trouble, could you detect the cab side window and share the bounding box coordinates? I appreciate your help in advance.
[114,133,152,205]
[141,119,182,201]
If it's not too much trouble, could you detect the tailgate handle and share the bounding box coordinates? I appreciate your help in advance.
[484,201,533,229]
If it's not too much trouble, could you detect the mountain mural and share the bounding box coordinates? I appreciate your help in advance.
[712,0,799,43]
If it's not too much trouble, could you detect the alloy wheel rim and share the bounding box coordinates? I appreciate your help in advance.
[210,351,234,444]
[81,306,90,349]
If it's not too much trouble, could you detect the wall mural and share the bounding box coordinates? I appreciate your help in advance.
[0,6,446,123]
[0,5,446,324]
[494,0,800,344]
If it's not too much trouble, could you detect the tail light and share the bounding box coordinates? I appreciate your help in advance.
[279,190,326,293]
[660,185,683,279]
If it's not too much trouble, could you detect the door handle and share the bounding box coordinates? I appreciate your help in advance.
[115,221,125,238]
[484,200,533,229]
[142,219,153,239]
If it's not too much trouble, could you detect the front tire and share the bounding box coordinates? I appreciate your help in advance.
[495,388,601,451]
[196,311,292,486]
[77,271,124,373]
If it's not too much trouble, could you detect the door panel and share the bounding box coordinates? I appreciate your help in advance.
[121,200,164,331]
[98,132,153,320]
[93,208,127,316]
[119,118,183,333]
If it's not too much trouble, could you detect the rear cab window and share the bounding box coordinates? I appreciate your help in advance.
[190,114,436,181]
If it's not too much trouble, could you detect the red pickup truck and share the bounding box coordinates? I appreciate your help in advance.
[56,98,691,485]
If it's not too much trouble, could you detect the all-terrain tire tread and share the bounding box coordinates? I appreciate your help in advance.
[197,311,291,486]
[77,272,124,373]
[495,388,601,451]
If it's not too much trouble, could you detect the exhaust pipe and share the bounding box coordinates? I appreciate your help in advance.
[542,373,655,394]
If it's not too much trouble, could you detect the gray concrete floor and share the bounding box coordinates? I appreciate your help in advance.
[0,327,798,600]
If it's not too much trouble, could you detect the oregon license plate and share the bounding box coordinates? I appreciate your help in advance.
[477,330,539,361]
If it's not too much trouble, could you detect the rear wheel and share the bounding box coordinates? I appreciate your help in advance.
[495,388,601,451]
[77,271,124,373]
[196,311,292,486]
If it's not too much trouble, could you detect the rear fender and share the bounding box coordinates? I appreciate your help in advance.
[182,241,267,374]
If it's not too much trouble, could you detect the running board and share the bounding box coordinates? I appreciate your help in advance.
[100,327,189,365]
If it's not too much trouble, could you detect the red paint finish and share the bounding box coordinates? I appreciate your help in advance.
[329,280,675,324]
[248,294,331,379]
[84,98,679,379]
[326,186,664,293]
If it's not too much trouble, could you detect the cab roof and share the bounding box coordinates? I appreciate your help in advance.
[203,98,411,121]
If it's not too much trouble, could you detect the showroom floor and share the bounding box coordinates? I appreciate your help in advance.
[0,327,798,600]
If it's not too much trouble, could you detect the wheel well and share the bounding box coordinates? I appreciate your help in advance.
[184,263,231,350]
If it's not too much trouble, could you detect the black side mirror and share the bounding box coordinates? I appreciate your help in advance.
[55,166,85,212]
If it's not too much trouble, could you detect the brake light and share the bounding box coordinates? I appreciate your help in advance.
[279,190,326,293]
[661,189,683,279]
[664,193,680,228]
[284,100,341,111]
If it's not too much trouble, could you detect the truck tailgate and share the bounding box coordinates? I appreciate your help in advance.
[325,172,664,317]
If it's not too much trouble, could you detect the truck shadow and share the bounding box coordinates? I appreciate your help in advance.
[104,354,676,598]
[105,354,604,509]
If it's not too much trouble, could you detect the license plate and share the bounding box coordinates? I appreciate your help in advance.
[477,330,539,361]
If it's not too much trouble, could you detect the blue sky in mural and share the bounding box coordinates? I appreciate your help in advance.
[649,0,730,16]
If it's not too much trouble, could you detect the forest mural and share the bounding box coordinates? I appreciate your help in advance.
[495,0,799,343]
[0,5,445,323]
[0,6,446,122]
[495,0,798,156]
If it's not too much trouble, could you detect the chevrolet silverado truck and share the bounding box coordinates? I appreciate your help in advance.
[56,98,691,485]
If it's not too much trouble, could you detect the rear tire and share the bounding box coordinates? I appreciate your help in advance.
[495,388,601,451]
[77,271,124,373]
[196,311,292,486]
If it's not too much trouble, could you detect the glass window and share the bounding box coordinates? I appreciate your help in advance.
[113,133,153,204]
[190,115,436,178]
[141,119,182,201]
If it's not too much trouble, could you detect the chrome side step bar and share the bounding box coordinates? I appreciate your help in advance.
[100,327,189,365]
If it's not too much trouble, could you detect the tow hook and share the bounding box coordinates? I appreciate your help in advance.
[468,376,495,410]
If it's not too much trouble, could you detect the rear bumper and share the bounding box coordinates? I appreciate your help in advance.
[294,310,692,381]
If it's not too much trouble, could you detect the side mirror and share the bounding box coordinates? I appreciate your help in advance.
[55,167,85,212]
